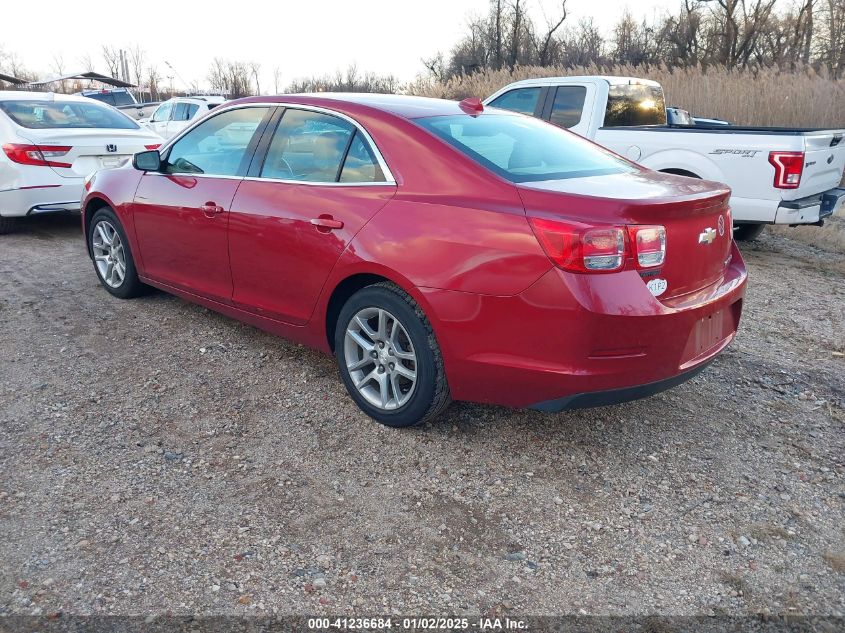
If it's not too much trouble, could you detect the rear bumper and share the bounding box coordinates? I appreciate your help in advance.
[0,181,84,217]
[422,242,747,409]
[530,359,714,411]
[774,186,845,225]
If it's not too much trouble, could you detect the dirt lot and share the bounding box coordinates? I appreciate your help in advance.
[0,213,843,617]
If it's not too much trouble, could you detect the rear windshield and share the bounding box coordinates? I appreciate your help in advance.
[604,83,667,127]
[0,100,139,130]
[84,91,135,107]
[417,113,635,183]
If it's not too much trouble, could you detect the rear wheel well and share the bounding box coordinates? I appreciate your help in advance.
[659,168,701,179]
[325,273,392,351]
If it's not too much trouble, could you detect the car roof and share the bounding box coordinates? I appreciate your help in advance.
[0,90,100,103]
[494,75,662,88]
[235,93,496,120]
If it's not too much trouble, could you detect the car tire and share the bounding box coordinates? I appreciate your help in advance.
[733,224,765,242]
[87,207,146,299]
[0,217,17,235]
[335,282,451,427]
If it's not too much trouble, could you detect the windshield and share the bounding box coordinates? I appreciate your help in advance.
[0,100,139,130]
[417,113,635,183]
[604,83,667,127]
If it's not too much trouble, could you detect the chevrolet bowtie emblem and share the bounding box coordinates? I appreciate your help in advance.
[698,227,717,244]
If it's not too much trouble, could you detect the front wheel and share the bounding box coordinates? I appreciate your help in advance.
[335,282,451,427]
[733,224,766,242]
[87,207,147,298]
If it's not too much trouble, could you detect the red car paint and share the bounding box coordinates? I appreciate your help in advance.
[82,94,746,410]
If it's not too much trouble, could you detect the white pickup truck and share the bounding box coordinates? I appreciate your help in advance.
[484,76,845,240]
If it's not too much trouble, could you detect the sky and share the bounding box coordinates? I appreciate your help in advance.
[2,0,675,91]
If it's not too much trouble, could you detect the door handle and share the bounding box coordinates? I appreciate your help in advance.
[310,216,344,231]
[200,202,225,217]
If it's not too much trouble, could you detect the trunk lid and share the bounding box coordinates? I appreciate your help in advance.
[518,171,733,300]
[786,131,845,200]
[16,127,163,179]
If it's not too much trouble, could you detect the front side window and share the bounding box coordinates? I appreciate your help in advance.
[549,86,587,128]
[165,106,268,177]
[0,100,138,130]
[604,83,667,127]
[488,87,542,115]
[417,113,635,183]
[151,102,173,123]
[261,109,354,182]
[186,104,199,119]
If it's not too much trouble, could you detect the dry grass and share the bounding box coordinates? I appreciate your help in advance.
[409,64,845,128]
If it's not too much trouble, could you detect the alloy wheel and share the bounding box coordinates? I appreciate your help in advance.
[344,307,418,410]
[91,220,126,289]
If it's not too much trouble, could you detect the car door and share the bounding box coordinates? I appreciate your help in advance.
[228,106,397,324]
[132,105,273,303]
[148,101,173,138]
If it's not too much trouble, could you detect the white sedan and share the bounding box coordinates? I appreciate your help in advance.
[0,91,163,234]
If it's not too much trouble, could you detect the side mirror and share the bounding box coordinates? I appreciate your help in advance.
[133,150,161,172]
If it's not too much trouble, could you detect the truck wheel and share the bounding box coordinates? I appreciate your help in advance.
[733,224,765,242]
[0,217,17,235]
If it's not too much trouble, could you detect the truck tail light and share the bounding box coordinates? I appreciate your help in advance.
[768,151,804,189]
[2,143,73,168]
[629,225,666,267]
[145,144,161,150]
[528,217,626,272]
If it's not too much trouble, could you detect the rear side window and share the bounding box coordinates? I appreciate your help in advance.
[166,106,269,177]
[488,87,541,115]
[0,100,138,129]
[604,83,667,127]
[339,132,385,183]
[549,86,586,128]
[186,104,199,119]
[417,113,634,183]
[172,103,189,121]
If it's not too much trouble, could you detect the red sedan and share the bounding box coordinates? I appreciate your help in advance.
[81,94,747,427]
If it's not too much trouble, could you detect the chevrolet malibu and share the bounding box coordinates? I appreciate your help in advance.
[81,94,747,427]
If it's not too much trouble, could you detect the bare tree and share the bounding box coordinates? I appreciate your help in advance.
[249,61,261,95]
[273,66,283,94]
[534,1,569,65]
[128,44,145,90]
[101,45,121,78]
[50,53,68,92]
[79,53,95,73]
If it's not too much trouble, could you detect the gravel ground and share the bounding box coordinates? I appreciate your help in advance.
[0,213,843,617]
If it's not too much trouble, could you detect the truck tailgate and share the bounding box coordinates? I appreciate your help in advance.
[784,131,845,201]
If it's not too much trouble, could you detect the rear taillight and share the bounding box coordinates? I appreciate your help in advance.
[528,218,626,273]
[145,144,161,150]
[529,217,667,273]
[629,225,666,267]
[2,143,72,168]
[768,151,804,189]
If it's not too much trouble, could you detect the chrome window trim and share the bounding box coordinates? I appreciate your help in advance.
[242,176,396,188]
[159,101,396,185]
